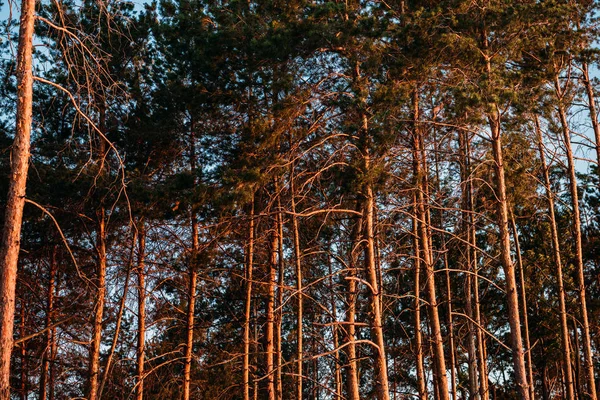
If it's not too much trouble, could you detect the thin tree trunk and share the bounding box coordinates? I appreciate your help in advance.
[183,224,198,400]
[460,128,480,400]
[345,207,362,400]
[276,194,284,400]
[40,246,57,400]
[244,200,255,400]
[88,209,107,400]
[488,109,530,399]
[183,117,199,400]
[554,75,597,400]
[357,62,390,400]
[573,317,583,400]
[434,128,457,400]
[534,115,574,400]
[465,131,490,400]
[290,165,304,400]
[413,194,427,400]
[98,230,136,399]
[481,28,529,398]
[19,303,26,400]
[581,62,600,179]
[0,0,35,392]
[136,223,146,400]
[328,254,342,399]
[413,87,449,400]
[510,214,535,400]
[266,218,277,400]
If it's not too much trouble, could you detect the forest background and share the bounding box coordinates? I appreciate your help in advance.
[1,1,600,400]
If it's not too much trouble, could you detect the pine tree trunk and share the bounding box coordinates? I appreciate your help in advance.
[39,246,57,400]
[554,78,597,400]
[356,61,389,400]
[434,129,457,400]
[556,75,596,398]
[467,130,489,400]
[345,211,361,400]
[481,27,529,398]
[328,254,342,399]
[534,115,574,400]
[413,87,449,400]
[412,195,427,400]
[98,230,135,399]
[461,130,480,400]
[136,223,146,400]
[276,196,284,400]
[581,62,600,181]
[290,166,304,400]
[88,210,107,400]
[510,214,535,400]
[19,304,26,400]
[183,225,198,400]
[243,200,255,400]
[0,0,35,393]
[266,219,277,400]
[488,109,530,399]
[183,119,199,400]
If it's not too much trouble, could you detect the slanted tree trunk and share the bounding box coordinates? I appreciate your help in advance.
[534,115,574,400]
[0,0,35,393]
[98,230,136,399]
[510,214,535,400]
[554,75,597,400]
[136,223,146,400]
[488,109,529,399]
[355,61,390,400]
[434,127,457,400]
[412,87,449,400]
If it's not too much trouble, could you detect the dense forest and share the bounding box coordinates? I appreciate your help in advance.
[1,0,600,399]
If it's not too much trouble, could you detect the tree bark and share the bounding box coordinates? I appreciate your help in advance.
[183,117,199,400]
[276,193,284,400]
[0,0,35,393]
[412,87,449,400]
[136,223,146,400]
[39,246,57,400]
[460,129,480,400]
[243,200,255,400]
[290,165,304,400]
[345,207,362,400]
[554,76,597,400]
[88,209,107,400]
[266,218,277,400]
[488,109,530,399]
[412,194,427,400]
[510,214,535,400]
[581,62,600,181]
[534,115,574,400]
